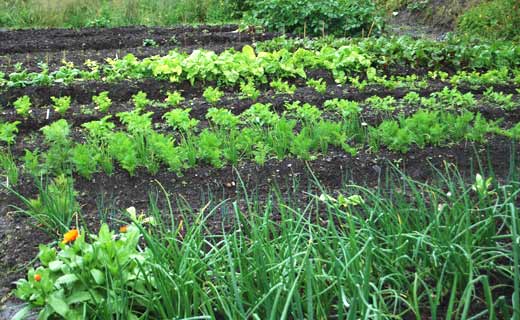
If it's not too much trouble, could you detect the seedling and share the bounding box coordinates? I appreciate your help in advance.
[165,91,185,107]
[92,91,112,113]
[402,92,421,105]
[51,96,72,115]
[239,81,261,100]
[13,95,31,118]
[143,38,158,47]
[306,78,327,94]
[365,95,396,111]
[132,91,151,110]
[203,87,224,105]
[483,88,516,111]
[270,79,296,95]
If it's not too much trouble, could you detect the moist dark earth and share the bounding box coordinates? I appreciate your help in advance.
[1,24,519,319]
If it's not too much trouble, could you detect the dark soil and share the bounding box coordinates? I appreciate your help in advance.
[0,25,278,73]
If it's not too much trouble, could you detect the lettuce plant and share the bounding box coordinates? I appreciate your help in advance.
[132,91,150,110]
[203,86,224,105]
[306,78,327,94]
[92,91,111,113]
[164,91,185,107]
[13,95,32,118]
[51,96,72,115]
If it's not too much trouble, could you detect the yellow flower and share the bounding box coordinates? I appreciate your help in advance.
[62,229,79,244]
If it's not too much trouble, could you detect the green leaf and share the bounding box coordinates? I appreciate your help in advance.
[242,45,256,60]
[55,274,78,286]
[47,293,70,317]
[66,291,91,304]
[90,268,105,285]
[48,260,65,272]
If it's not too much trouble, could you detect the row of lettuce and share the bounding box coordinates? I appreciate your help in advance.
[2,79,519,125]
[2,35,520,90]
[1,99,519,183]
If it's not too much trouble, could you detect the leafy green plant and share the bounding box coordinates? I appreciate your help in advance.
[270,79,296,95]
[15,224,145,319]
[483,88,517,111]
[0,121,20,145]
[323,98,361,118]
[92,91,112,113]
[163,108,199,132]
[51,96,72,115]
[132,91,151,110]
[71,144,99,179]
[13,95,32,118]
[40,119,72,173]
[143,38,158,47]
[164,91,185,107]
[402,91,421,105]
[246,0,383,36]
[203,86,224,105]
[239,81,261,100]
[206,107,240,128]
[431,87,476,109]
[241,103,279,126]
[306,78,327,94]
[365,95,396,111]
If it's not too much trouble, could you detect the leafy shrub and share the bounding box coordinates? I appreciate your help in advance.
[246,0,383,36]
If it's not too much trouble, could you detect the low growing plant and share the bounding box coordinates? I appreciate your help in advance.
[164,91,185,107]
[203,86,224,105]
[13,95,32,118]
[92,91,112,113]
[51,96,72,115]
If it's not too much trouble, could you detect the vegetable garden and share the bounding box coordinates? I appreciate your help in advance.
[0,25,519,319]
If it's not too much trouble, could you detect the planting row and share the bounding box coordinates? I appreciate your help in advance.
[2,85,519,137]
[11,170,520,319]
[1,102,519,185]
[257,35,520,71]
[2,36,520,93]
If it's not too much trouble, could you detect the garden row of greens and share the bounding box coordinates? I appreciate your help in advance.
[2,98,519,184]
[4,85,519,122]
[13,169,520,319]
[2,35,520,91]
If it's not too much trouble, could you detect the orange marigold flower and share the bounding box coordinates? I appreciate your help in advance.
[62,229,79,244]
[119,225,128,233]
[34,274,41,282]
